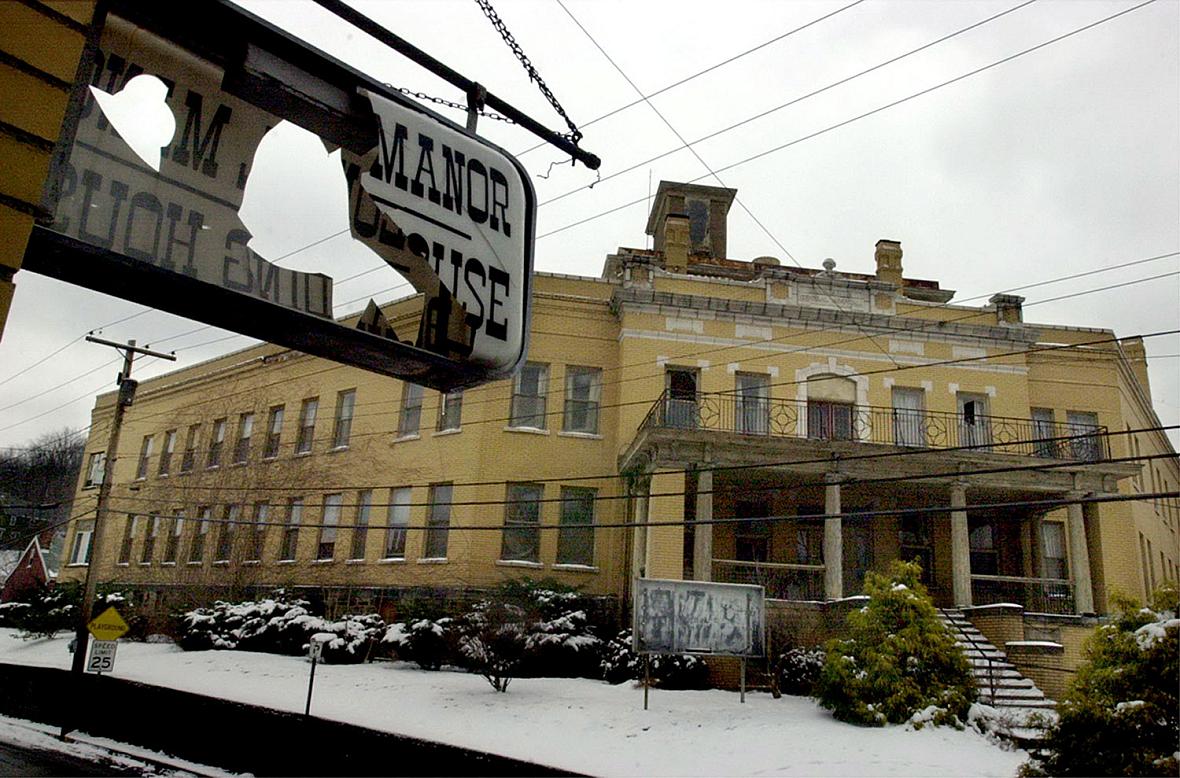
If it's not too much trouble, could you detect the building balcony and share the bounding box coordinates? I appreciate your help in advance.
[712,559,825,601]
[971,574,1075,615]
[637,390,1108,462]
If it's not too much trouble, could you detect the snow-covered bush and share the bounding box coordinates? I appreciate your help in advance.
[599,629,710,689]
[0,582,77,639]
[177,593,384,663]
[460,600,529,692]
[817,560,975,727]
[383,617,460,670]
[1024,583,1178,777]
[776,646,826,696]
[522,608,603,679]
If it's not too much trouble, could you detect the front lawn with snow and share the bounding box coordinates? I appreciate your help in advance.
[0,628,1026,777]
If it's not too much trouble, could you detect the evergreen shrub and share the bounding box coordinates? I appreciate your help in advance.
[817,560,975,727]
[599,629,710,689]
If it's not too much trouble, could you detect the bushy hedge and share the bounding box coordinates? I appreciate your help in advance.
[776,646,826,696]
[178,593,383,664]
[0,583,145,641]
[1025,584,1178,777]
[599,629,710,690]
[817,560,975,727]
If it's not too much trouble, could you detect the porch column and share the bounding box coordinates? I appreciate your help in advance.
[1023,513,1044,578]
[824,474,843,600]
[1067,492,1095,614]
[693,468,713,582]
[647,470,686,580]
[950,481,972,607]
[630,476,651,580]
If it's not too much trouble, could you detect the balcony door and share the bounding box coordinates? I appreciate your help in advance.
[734,498,770,562]
[892,387,926,447]
[957,393,991,449]
[665,368,699,429]
[735,373,769,434]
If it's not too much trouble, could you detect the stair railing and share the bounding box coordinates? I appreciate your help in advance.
[940,607,996,705]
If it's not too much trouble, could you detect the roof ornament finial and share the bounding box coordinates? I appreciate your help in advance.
[822,257,836,274]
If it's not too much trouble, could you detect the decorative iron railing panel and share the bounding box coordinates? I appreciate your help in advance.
[971,574,1075,614]
[712,559,825,601]
[640,391,1108,461]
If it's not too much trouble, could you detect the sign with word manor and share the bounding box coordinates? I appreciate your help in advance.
[28,1,535,391]
[632,578,765,657]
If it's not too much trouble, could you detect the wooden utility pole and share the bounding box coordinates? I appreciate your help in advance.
[61,336,174,738]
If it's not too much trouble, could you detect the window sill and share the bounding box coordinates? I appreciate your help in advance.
[330,445,349,453]
[243,560,260,566]
[417,558,447,565]
[82,484,98,490]
[161,562,176,567]
[311,558,334,564]
[158,473,169,479]
[206,465,220,471]
[134,477,147,482]
[138,562,151,567]
[262,455,279,462]
[116,562,129,567]
[213,560,230,566]
[231,461,248,468]
[345,559,367,565]
[558,431,602,440]
[276,559,296,565]
[393,434,420,443]
[504,426,549,436]
[432,428,461,437]
[67,563,89,568]
[294,451,313,458]
[377,557,406,565]
[496,559,543,569]
[186,561,204,566]
[552,563,598,573]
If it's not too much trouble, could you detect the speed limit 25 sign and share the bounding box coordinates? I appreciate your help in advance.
[86,639,118,674]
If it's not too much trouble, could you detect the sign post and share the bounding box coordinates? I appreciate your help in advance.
[305,638,325,717]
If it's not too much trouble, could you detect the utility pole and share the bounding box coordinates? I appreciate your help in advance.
[61,336,174,738]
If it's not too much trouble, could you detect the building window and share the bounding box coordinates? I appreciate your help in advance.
[900,515,933,584]
[665,368,699,429]
[424,483,452,559]
[735,373,769,435]
[296,398,318,454]
[384,487,411,559]
[563,366,601,434]
[398,383,424,437]
[1031,408,1057,457]
[735,500,770,562]
[437,390,463,432]
[264,405,284,459]
[164,510,183,563]
[158,430,176,475]
[84,451,106,487]
[190,506,211,563]
[135,435,154,480]
[234,413,254,464]
[216,504,240,562]
[892,387,926,447]
[957,393,991,448]
[141,514,160,563]
[281,498,303,561]
[795,523,823,565]
[807,401,853,441]
[510,362,548,429]
[969,521,999,575]
[181,424,200,472]
[1066,410,1100,461]
[69,521,94,565]
[502,483,543,563]
[557,487,595,566]
[118,515,136,564]
[333,389,356,448]
[350,490,372,560]
[249,502,269,562]
[318,494,342,560]
[1040,522,1067,579]
[207,419,227,468]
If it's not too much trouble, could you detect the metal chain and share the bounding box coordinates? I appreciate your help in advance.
[388,85,517,125]
[473,0,584,144]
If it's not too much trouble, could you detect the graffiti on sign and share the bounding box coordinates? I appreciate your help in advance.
[632,579,764,657]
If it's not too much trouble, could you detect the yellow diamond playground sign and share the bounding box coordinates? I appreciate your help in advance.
[87,607,129,641]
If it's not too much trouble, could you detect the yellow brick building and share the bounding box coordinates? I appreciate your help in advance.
[59,182,1178,634]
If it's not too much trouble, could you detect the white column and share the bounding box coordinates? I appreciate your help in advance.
[824,475,843,600]
[630,477,650,580]
[1067,493,1095,614]
[951,481,972,607]
[693,468,713,582]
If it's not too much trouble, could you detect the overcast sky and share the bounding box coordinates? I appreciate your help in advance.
[1,0,1177,451]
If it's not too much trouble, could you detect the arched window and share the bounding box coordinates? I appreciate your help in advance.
[806,374,856,440]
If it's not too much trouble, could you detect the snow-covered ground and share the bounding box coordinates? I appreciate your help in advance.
[0,629,1028,777]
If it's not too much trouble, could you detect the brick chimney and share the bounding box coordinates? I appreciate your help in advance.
[874,239,903,286]
[989,293,1025,324]
[646,181,737,266]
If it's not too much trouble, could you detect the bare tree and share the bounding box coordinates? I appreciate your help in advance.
[0,428,84,550]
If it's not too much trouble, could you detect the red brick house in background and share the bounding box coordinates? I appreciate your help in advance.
[0,536,54,602]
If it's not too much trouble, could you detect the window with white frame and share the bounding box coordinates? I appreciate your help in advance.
[350,490,372,560]
[384,487,411,559]
[563,366,601,434]
[164,510,183,563]
[84,451,106,487]
[501,483,543,563]
[735,373,769,435]
[296,398,318,454]
[892,387,926,447]
[333,389,356,448]
[234,413,254,463]
[180,424,200,472]
[189,506,211,562]
[1040,522,1067,579]
[557,487,595,566]
[510,362,548,429]
[318,494,342,560]
[423,483,451,559]
[135,435,154,479]
[1031,408,1057,457]
[216,504,239,561]
[207,419,226,468]
[69,520,94,565]
[249,501,268,561]
[141,514,160,563]
[1066,410,1100,461]
[158,430,176,475]
[437,390,462,432]
[264,405,284,459]
[957,393,991,448]
[280,498,303,561]
[398,383,424,437]
[118,514,136,564]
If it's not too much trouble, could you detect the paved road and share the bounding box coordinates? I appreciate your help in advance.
[0,741,136,776]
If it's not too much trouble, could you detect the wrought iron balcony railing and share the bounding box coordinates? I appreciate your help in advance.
[712,559,826,601]
[971,574,1075,615]
[640,391,1108,461]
